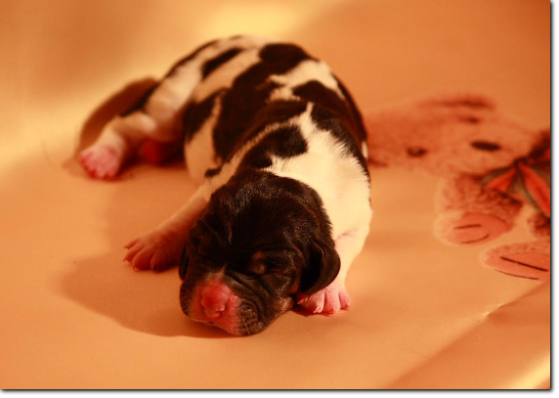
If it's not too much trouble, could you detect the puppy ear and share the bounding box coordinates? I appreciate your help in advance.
[299,237,340,295]
[178,245,189,280]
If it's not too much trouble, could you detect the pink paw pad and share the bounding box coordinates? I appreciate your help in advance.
[297,283,351,315]
[80,145,123,180]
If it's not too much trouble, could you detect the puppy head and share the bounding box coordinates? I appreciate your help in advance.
[179,170,340,336]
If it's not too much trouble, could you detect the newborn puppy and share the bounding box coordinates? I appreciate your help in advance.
[80,35,372,335]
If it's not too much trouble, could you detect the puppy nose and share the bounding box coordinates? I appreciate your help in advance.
[200,285,230,319]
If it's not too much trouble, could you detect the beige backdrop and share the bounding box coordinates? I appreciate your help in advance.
[0,0,550,389]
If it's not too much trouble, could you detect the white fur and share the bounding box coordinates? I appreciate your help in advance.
[268,59,344,101]
[190,47,263,103]
[266,107,371,238]
[263,107,371,281]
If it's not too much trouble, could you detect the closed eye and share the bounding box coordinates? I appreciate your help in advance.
[248,262,267,276]
[471,141,501,151]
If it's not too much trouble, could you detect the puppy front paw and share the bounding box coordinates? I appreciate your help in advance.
[435,213,509,245]
[124,230,183,271]
[80,144,124,180]
[297,281,351,315]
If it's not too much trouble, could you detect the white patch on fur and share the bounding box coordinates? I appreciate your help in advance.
[142,35,277,141]
[201,121,284,192]
[265,106,371,241]
[361,141,369,159]
[145,71,202,139]
[190,48,261,103]
[105,112,158,144]
[268,59,344,101]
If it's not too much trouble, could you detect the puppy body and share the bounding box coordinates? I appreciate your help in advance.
[81,36,372,335]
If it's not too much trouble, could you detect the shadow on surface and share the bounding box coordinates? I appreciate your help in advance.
[59,80,234,339]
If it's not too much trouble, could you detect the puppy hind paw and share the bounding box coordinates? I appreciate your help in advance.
[80,144,124,180]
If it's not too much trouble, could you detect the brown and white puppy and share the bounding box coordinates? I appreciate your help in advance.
[80,35,372,335]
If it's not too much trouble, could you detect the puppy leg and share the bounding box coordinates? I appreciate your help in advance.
[80,111,159,179]
[124,186,209,271]
[298,226,369,314]
[80,56,208,179]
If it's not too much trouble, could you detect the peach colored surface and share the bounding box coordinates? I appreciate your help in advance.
[1,0,550,389]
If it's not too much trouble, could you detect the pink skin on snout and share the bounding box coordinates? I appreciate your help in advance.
[189,277,241,333]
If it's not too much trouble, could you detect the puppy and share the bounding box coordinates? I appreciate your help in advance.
[80,35,372,335]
